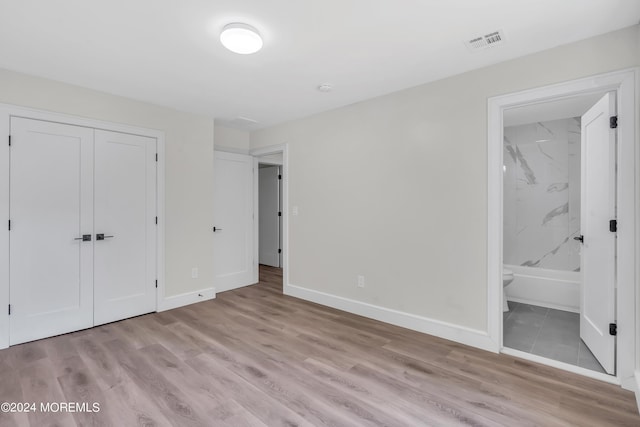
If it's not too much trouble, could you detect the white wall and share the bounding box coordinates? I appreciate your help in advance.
[0,68,214,298]
[250,25,639,334]
[214,124,250,153]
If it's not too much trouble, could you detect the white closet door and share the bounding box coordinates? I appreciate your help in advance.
[93,130,156,326]
[213,151,255,292]
[9,118,94,345]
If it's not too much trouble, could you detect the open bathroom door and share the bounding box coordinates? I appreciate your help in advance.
[579,92,616,375]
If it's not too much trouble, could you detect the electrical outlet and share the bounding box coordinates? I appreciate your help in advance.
[357,275,365,288]
[191,267,199,279]
[292,206,299,216]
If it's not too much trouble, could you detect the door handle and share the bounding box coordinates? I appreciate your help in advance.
[213,227,223,232]
[573,235,584,243]
[96,234,114,241]
[74,234,92,242]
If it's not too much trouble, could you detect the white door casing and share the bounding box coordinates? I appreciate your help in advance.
[251,145,289,295]
[93,130,157,326]
[9,118,94,345]
[489,70,636,387]
[579,92,617,375]
[9,118,158,344]
[278,167,283,267]
[213,151,255,292]
[0,105,165,350]
[259,165,280,267]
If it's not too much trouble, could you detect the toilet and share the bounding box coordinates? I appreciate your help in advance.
[503,268,514,312]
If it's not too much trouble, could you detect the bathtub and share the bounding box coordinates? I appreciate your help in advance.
[504,264,580,313]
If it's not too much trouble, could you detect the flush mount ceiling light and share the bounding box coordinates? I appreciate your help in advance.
[220,23,263,54]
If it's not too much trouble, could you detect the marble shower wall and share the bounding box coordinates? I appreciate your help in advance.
[503,118,581,271]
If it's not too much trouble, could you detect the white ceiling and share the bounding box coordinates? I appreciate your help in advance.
[0,0,638,130]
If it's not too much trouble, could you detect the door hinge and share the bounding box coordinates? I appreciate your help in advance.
[609,323,617,336]
[278,174,282,180]
[155,216,158,225]
[8,304,11,315]
[7,220,10,231]
[155,153,158,162]
[155,280,158,288]
[8,135,11,146]
[278,211,282,217]
[610,116,618,129]
[609,219,617,233]
[278,249,282,254]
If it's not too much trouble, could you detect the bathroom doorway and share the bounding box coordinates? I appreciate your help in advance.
[501,92,613,374]
[487,69,637,387]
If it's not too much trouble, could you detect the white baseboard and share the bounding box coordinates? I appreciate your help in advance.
[284,284,498,353]
[505,265,579,312]
[506,297,579,313]
[158,287,215,312]
[216,280,259,295]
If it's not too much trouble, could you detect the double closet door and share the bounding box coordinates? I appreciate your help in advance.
[9,117,157,345]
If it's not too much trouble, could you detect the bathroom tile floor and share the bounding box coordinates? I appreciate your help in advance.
[503,301,606,374]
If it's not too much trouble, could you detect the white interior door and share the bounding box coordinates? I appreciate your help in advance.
[213,151,254,292]
[580,92,616,374]
[259,165,280,267]
[9,118,94,345]
[93,130,156,326]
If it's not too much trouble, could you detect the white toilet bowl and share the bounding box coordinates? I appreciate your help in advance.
[503,268,514,312]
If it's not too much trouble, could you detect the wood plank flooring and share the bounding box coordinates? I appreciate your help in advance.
[0,265,638,426]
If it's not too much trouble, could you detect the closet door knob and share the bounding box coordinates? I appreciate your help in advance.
[96,234,114,241]
[74,234,92,241]
[213,227,223,232]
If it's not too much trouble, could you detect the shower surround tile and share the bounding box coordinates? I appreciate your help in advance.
[503,118,581,271]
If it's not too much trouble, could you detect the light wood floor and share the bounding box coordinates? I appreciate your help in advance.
[1,266,638,426]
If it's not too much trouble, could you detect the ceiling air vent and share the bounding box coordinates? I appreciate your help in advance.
[465,30,505,51]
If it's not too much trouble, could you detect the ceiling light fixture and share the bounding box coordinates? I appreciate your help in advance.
[220,23,263,55]
[317,83,332,92]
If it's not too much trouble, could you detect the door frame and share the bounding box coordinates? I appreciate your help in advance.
[487,68,637,389]
[0,104,166,350]
[251,144,289,289]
